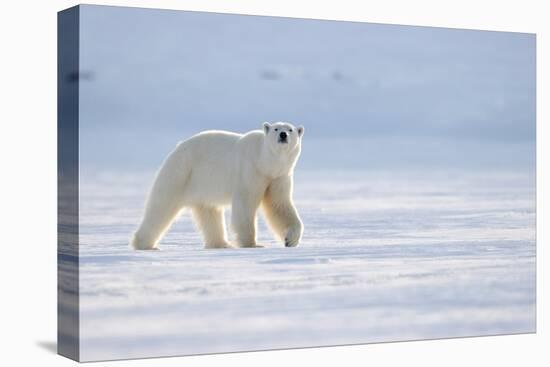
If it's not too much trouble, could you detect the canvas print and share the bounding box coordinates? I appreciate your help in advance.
[58,4,536,362]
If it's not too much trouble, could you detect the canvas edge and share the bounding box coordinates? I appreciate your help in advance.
[57,4,81,362]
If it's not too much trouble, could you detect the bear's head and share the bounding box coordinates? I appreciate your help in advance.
[263,121,304,154]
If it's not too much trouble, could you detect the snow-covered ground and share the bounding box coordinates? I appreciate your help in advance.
[76,169,535,361]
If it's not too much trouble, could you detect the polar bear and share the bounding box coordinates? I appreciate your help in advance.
[130,122,304,250]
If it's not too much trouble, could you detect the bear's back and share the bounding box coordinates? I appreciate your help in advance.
[185,130,241,153]
[174,130,244,205]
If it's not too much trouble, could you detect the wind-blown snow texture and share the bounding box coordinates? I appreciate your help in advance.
[77,170,535,361]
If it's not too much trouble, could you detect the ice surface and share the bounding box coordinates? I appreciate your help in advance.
[76,170,535,361]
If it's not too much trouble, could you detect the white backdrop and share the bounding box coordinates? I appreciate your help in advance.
[0,0,546,366]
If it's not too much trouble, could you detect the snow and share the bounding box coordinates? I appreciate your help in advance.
[72,169,535,361]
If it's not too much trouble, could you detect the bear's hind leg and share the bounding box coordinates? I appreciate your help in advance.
[131,147,192,250]
[131,196,185,250]
[192,206,231,249]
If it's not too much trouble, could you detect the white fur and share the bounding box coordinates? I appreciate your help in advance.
[130,122,304,250]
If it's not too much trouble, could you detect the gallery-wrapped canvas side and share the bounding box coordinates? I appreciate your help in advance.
[57,5,80,362]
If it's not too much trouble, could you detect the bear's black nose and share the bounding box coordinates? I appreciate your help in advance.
[280,131,288,140]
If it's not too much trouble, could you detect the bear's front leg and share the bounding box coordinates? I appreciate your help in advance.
[231,190,262,248]
[262,175,304,247]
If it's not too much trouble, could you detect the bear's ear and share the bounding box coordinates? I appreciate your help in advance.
[297,126,305,137]
[263,122,271,135]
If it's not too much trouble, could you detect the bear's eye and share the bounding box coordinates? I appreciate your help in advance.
[274,128,278,132]
[289,129,293,132]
